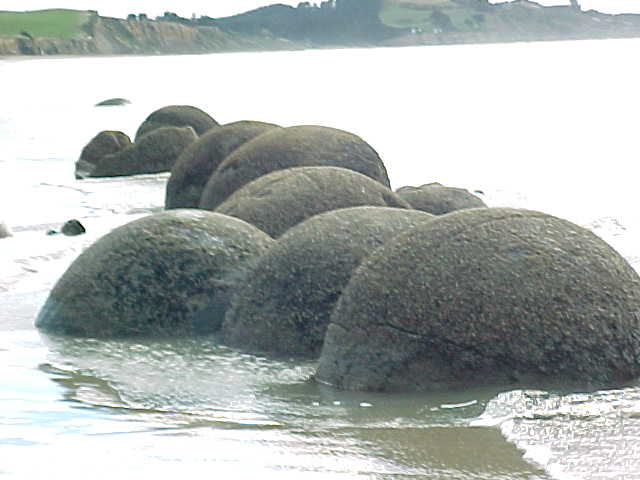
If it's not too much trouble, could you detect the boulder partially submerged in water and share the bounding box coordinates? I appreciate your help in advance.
[36,210,274,337]
[316,208,640,392]
[134,105,219,141]
[395,183,487,215]
[222,206,434,358]
[165,120,280,209]
[199,125,391,210]
[79,126,198,178]
[75,130,132,178]
[214,166,411,238]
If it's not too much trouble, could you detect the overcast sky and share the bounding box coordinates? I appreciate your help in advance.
[1,0,639,19]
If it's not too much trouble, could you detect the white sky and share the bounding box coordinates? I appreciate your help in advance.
[0,0,639,19]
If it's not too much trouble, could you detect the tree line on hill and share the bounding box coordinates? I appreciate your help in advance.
[128,0,399,45]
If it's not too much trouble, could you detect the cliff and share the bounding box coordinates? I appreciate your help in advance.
[0,11,304,56]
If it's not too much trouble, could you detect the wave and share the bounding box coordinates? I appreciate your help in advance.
[472,388,640,479]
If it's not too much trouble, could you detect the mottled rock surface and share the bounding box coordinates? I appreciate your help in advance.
[396,183,487,215]
[317,208,640,392]
[75,130,132,178]
[222,206,434,358]
[199,125,390,210]
[166,120,280,209]
[81,126,197,178]
[214,167,411,238]
[134,105,218,141]
[36,210,274,337]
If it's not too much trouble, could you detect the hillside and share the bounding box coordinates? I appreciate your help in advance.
[379,0,640,45]
[0,9,90,39]
[3,1,640,56]
[0,10,303,56]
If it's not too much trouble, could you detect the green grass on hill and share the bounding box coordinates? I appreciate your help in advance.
[379,0,485,31]
[0,9,88,39]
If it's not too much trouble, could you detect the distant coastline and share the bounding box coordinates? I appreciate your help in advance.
[2,1,640,57]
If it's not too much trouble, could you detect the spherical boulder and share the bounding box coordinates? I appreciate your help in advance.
[165,120,280,209]
[75,130,132,179]
[35,210,274,337]
[222,206,434,358]
[214,167,411,238]
[395,183,487,215]
[134,105,219,141]
[84,126,197,178]
[199,125,391,210]
[316,208,640,392]
[0,220,11,239]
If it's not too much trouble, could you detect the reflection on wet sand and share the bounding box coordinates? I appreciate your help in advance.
[35,332,548,479]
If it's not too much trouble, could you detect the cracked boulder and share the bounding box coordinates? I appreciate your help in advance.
[214,166,411,238]
[222,206,434,358]
[395,183,487,215]
[134,105,219,141]
[199,125,391,210]
[36,210,274,338]
[316,208,640,392]
[166,120,280,209]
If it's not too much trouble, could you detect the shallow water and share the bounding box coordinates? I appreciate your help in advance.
[2,39,640,479]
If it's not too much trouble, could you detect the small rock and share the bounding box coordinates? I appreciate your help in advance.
[61,219,86,236]
[95,98,131,107]
[0,221,12,239]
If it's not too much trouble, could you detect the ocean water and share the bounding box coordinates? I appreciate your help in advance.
[1,38,640,479]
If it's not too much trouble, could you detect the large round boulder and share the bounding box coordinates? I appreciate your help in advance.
[214,167,411,238]
[36,210,274,337]
[316,208,640,392]
[395,183,487,215]
[84,126,197,178]
[199,125,391,210]
[222,206,434,358]
[165,120,280,209]
[75,130,132,179]
[134,105,219,141]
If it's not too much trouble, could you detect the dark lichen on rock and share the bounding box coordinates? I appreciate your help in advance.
[35,210,274,338]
